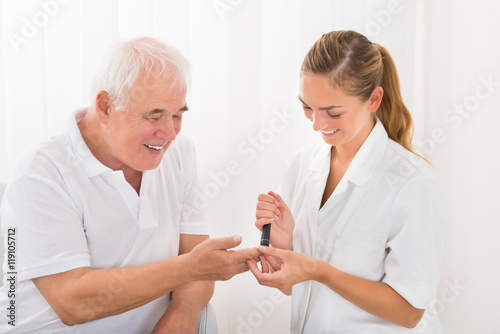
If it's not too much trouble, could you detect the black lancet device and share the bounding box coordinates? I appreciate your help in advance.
[260,224,271,246]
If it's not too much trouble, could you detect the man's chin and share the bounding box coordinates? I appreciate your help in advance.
[144,153,168,171]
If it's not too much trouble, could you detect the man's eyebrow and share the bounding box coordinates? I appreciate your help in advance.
[146,105,189,115]
[298,96,342,110]
[147,108,167,115]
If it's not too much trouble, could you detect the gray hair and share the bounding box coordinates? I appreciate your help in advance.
[90,37,191,110]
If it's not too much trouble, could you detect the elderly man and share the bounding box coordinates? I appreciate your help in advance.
[0,37,258,333]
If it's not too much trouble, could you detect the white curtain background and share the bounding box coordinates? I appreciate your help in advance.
[0,0,499,333]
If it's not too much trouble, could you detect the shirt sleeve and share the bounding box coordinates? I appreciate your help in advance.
[178,136,209,235]
[382,173,447,309]
[2,174,90,282]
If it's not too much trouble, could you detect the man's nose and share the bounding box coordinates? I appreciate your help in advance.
[155,118,177,141]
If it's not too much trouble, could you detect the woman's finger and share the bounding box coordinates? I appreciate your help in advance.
[257,193,278,204]
[256,201,279,212]
[256,209,278,221]
[264,255,282,272]
[247,259,262,278]
[255,218,275,230]
[260,255,270,274]
[268,191,285,206]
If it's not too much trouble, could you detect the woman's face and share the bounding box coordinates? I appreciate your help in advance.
[299,73,382,153]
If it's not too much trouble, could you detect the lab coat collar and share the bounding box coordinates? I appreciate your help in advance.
[307,142,332,173]
[307,118,388,186]
[345,118,388,186]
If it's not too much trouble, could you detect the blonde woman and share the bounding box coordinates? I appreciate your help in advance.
[248,30,447,333]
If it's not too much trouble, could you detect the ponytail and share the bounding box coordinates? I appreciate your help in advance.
[374,43,415,153]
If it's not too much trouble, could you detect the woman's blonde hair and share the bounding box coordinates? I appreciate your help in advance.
[301,30,416,154]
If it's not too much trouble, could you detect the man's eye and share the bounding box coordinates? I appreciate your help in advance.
[148,114,164,121]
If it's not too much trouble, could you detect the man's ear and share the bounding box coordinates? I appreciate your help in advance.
[95,91,112,124]
[368,86,384,113]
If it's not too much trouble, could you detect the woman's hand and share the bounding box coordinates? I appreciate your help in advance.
[255,191,295,250]
[247,246,320,295]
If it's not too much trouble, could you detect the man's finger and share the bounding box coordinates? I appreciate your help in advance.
[234,262,250,275]
[231,247,261,264]
[258,245,282,258]
[246,247,262,260]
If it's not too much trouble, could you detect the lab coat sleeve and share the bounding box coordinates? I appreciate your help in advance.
[382,173,447,309]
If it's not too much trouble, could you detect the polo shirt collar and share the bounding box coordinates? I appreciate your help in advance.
[65,108,112,178]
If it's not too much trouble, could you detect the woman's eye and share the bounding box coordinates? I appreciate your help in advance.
[328,113,341,118]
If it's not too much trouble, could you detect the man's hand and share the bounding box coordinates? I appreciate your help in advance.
[187,235,261,281]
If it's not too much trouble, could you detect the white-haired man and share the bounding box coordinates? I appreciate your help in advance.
[0,37,259,333]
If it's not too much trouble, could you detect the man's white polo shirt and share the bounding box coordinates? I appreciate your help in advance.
[0,108,209,333]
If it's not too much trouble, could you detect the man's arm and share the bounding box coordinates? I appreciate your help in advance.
[152,234,214,334]
[32,235,258,326]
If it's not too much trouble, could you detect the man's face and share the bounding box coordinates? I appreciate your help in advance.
[103,72,188,173]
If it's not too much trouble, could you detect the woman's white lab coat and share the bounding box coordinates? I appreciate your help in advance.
[280,120,447,334]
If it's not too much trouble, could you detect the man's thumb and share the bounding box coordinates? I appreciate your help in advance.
[214,235,242,250]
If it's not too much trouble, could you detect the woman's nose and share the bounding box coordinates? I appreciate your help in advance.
[311,111,327,131]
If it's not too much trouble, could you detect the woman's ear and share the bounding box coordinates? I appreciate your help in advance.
[368,86,384,113]
[95,91,112,123]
